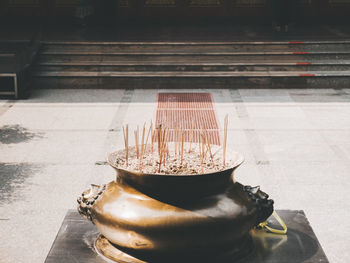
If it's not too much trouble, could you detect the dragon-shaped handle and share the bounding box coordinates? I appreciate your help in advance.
[77,184,106,222]
[243,185,274,226]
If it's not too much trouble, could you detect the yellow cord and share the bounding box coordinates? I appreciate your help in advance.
[258,211,288,235]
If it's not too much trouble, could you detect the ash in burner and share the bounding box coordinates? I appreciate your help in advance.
[110,144,242,175]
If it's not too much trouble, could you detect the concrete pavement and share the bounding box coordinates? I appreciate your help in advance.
[1,88,350,263]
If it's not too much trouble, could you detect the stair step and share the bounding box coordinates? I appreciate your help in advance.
[41,40,350,45]
[34,71,350,78]
[41,41,350,52]
[37,55,350,64]
[40,51,350,56]
[42,45,348,54]
[32,74,350,90]
[36,61,350,66]
[40,40,350,54]
[32,40,350,89]
[37,56,319,63]
[33,64,350,72]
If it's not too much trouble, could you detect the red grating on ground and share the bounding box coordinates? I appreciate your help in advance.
[156,93,221,145]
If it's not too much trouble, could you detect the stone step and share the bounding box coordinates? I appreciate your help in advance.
[42,40,350,44]
[37,53,350,63]
[32,74,350,89]
[33,62,350,72]
[41,40,350,53]
[32,40,350,90]
[40,50,350,56]
[34,70,350,77]
[36,56,313,63]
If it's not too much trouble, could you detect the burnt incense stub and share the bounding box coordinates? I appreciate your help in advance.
[77,150,274,262]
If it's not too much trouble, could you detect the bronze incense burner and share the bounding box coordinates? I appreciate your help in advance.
[77,150,274,263]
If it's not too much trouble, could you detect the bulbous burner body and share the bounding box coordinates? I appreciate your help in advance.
[77,151,273,262]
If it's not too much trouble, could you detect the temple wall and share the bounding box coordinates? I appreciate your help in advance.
[1,0,350,18]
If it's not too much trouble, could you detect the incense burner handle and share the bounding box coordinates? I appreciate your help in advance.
[243,185,274,226]
[77,184,106,222]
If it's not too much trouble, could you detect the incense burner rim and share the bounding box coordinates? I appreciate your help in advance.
[106,148,245,177]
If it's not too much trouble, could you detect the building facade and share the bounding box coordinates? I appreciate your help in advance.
[1,0,350,22]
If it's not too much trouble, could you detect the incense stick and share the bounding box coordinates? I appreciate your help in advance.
[174,126,178,158]
[157,125,162,173]
[157,125,169,172]
[180,132,184,165]
[139,123,146,170]
[122,124,129,166]
[200,133,205,173]
[144,122,152,153]
[163,128,169,165]
[118,112,231,175]
[150,121,154,155]
[223,115,228,166]
[176,128,180,160]
[188,121,194,153]
[134,126,140,160]
[204,129,213,163]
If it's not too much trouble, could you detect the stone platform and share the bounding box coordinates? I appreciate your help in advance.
[45,209,328,263]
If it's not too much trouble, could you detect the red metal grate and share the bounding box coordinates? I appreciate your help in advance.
[156,93,220,145]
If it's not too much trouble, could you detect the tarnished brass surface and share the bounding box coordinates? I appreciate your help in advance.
[95,235,147,263]
[95,234,254,263]
[48,210,328,263]
[92,180,257,261]
[78,151,273,262]
[107,150,245,203]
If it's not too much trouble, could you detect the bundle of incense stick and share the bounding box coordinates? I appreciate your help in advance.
[204,129,213,163]
[122,124,129,166]
[143,124,152,159]
[120,115,230,173]
[132,123,152,170]
[157,125,169,173]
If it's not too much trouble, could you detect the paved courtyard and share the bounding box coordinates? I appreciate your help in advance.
[1,88,350,263]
